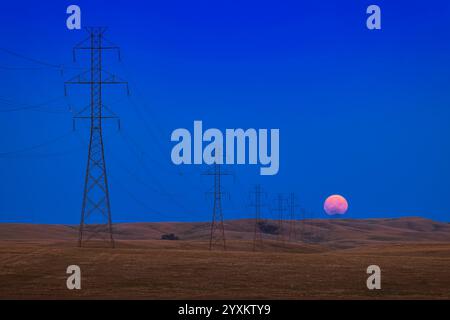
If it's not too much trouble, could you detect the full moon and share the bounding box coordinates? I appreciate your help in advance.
[324,194,348,215]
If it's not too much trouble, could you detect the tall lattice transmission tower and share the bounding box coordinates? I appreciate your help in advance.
[287,192,300,242]
[65,27,128,248]
[203,161,232,251]
[249,184,267,251]
[273,193,288,243]
[300,207,307,242]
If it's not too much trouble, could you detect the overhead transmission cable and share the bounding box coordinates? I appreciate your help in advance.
[0,131,74,158]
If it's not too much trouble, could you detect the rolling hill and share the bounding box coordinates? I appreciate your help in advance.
[1,217,449,249]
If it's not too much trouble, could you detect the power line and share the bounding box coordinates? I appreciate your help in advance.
[119,129,172,174]
[0,96,70,113]
[117,61,169,146]
[119,120,207,197]
[0,47,84,72]
[0,65,50,70]
[0,147,82,160]
[108,148,195,214]
[118,53,209,198]
[0,47,62,69]
[118,130,197,215]
[107,173,163,217]
[0,131,73,157]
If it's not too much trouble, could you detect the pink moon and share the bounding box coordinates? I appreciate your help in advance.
[324,195,348,215]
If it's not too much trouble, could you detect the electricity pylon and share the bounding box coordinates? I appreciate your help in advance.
[203,161,232,251]
[288,193,300,242]
[272,194,288,243]
[300,207,307,242]
[249,184,267,251]
[65,27,129,248]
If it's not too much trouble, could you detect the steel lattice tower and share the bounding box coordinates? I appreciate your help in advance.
[250,184,266,251]
[203,163,232,250]
[65,27,128,248]
[273,194,287,243]
[288,193,300,242]
[300,207,306,242]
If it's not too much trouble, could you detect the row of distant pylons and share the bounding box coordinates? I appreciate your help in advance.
[250,185,315,252]
[205,158,316,252]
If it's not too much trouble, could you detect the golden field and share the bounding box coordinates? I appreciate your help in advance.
[0,217,449,299]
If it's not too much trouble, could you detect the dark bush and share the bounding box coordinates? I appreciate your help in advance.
[161,233,179,240]
[257,221,279,235]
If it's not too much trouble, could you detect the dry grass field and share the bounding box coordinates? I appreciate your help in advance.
[0,217,450,299]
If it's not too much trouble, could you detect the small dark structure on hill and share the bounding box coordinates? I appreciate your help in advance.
[161,233,179,240]
[258,221,279,235]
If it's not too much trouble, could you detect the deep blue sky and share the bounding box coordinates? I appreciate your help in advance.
[0,1,449,223]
